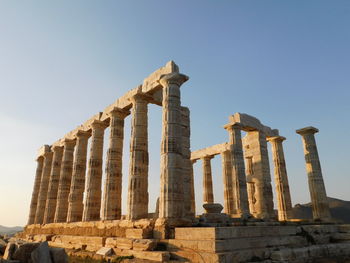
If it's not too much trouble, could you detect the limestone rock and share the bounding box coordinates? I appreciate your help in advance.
[31,241,52,263]
[12,242,40,263]
[3,242,16,260]
[132,239,157,251]
[0,238,7,255]
[96,247,114,256]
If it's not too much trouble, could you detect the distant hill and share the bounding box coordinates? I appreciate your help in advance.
[0,225,23,236]
[292,197,350,223]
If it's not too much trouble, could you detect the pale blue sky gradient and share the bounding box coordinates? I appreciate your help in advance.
[0,1,349,226]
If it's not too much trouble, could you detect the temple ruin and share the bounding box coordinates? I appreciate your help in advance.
[21,62,350,262]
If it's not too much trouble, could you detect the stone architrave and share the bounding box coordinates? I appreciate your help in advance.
[158,72,189,219]
[102,108,129,220]
[27,156,44,225]
[83,120,108,221]
[54,139,76,223]
[243,131,274,219]
[43,145,64,224]
[221,150,235,214]
[268,136,293,221]
[224,123,250,218]
[34,150,53,224]
[67,130,91,222]
[296,127,331,220]
[181,106,194,217]
[127,94,149,220]
[202,155,215,204]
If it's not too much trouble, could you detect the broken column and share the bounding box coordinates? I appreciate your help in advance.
[43,145,64,224]
[34,148,53,224]
[158,72,189,220]
[224,123,250,218]
[83,120,108,221]
[54,139,76,223]
[27,154,45,225]
[221,150,235,214]
[202,155,214,204]
[127,94,149,220]
[268,136,293,221]
[296,126,331,220]
[102,108,129,220]
[67,130,91,222]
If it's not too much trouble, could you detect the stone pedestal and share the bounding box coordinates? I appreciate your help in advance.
[43,145,64,224]
[202,155,214,204]
[158,73,188,220]
[102,108,129,220]
[83,120,108,222]
[224,123,250,218]
[268,136,293,221]
[67,130,91,222]
[28,156,45,225]
[54,139,76,223]
[221,150,235,214]
[127,94,149,220]
[296,127,331,221]
[34,150,53,224]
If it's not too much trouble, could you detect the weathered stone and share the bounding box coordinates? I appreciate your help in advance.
[116,237,133,250]
[49,247,68,263]
[132,239,157,251]
[3,242,16,259]
[125,228,152,239]
[203,203,223,214]
[201,155,214,204]
[0,238,7,254]
[12,242,40,263]
[31,241,52,263]
[221,150,235,214]
[96,247,114,256]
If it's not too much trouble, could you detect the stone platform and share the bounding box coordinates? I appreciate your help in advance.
[19,222,350,262]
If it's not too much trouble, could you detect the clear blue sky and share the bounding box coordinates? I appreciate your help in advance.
[0,1,349,226]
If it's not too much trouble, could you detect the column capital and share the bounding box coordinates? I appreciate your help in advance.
[90,119,109,130]
[191,159,197,164]
[62,138,76,147]
[159,73,189,87]
[51,145,64,152]
[267,136,286,143]
[201,155,215,161]
[130,93,152,104]
[75,130,92,139]
[223,122,243,131]
[43,150,53,158]
[296,126,319,135]
[109,107,130,119]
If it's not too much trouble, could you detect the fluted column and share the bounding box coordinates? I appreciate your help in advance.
[190,160,196,216]
[268,136,293,221]
[54,139,76,223]
[224,123,250,218]
[158,72,189,219]
[67,130,91,222]
[181,106,194,218]
[34,150,53,224]
[221,150,235,214]
[102,108,129,220]
[127,94,149,220]
[202,155,214,204]
[27,156,44,225]
[43,145,64,224]
[245,157,256,215]
[83,120,108,221]
[296,127,331,220]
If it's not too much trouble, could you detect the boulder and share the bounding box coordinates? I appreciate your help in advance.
[12,242,40,263]
[49,247,68,263]
[0,239,7,255]
[31,241,52,263]
[3,242,16,260]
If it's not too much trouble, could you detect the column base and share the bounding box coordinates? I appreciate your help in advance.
[154,218,193,239]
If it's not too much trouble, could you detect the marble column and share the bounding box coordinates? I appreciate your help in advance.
[54,139,76,223]
[268,136,293,221]
[245,157,257,215]
[102,108,129,220]
[34,150,53,224]
[127,94,149,220]
[224,123,250,218]
[190,160,196,216]
[83,120,108,221]
[27,156,44,225]
[296,126,331,220]
[158,72,189,219]
[43,145,64,224]
[221,150,235,214]
[202,155,214,204]
[181,106,194,218]
[67,130,91,222]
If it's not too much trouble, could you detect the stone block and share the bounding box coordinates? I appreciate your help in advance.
[331,232,350,242]
[96,247,114,256]
[131,250,170,262]
[105,237,118,248]
[12,242,40,263]
[125,228,152,239]
[116,237,133,250]
[31,241,52,263]
[338,224,350,233]
[132,239,157,251]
